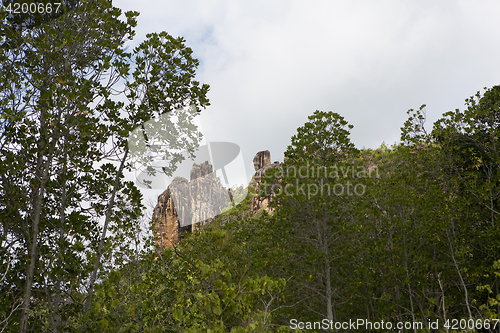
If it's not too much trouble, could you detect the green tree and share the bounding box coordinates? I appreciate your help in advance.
[83,216,287,332]
[258,111,361,324]
[433,86,500,321]
[285,110,357,166]
[0,1,209,331]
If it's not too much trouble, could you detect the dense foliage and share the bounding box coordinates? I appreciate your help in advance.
[1,1,500,332]
[0,0,209,331]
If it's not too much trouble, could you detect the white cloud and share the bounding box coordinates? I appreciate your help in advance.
[115,0,500,172]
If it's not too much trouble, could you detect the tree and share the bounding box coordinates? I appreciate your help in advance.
[256,111,362,324]
[433,86,500,321]
[82,216,287,332]
[0,1,210,331]
[254,105,492,327]
[285,110,357,166]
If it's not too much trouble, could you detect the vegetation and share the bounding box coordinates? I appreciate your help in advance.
[1,0,500,332]
[0,0,209,331]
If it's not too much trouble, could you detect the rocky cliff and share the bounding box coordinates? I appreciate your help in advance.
[152,151,282,249]
[250,150,282,214]
[152,161,230,248]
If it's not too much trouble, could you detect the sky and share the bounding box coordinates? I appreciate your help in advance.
[113,0,500,202]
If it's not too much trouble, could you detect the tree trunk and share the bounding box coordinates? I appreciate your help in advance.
[19,81,55,332]
[19,199,41,333]
[325,256,334,322]
[83,147,129,314]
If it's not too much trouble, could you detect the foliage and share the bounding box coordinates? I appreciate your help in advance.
[285,110,358,165]
[82,218,287,332]
[0,1,209,331]
[2,3,500,328]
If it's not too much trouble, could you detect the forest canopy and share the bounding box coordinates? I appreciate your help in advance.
[1,0,500,332]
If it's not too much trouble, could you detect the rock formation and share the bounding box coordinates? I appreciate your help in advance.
[253,150,271,171]
[189,162,229,229]
[152,185,182,249]
[153,151,285,249]
[250,151,283,215]
[152,161,230,248]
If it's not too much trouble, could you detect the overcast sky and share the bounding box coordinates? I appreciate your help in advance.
[114,0,500,195]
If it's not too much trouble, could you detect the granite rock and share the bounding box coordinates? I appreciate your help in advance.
[152,161,230,248]
[253,150,271,171]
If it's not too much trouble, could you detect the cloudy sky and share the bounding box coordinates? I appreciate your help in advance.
[114,0,500,192]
